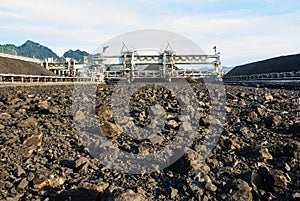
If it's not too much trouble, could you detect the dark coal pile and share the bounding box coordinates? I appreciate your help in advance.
[0,83,299,201]
[0,56,54,76]
[225,53,300,77]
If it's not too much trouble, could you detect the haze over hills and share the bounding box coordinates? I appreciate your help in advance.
[222,66,234,72]
[0,40,90,62]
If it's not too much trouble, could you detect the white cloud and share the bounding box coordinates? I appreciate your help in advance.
[0,0,299,65]
[0,0,141,27]
[153,11,300,65]
[0,0,145,54]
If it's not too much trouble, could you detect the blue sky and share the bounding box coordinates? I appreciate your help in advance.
[0,0,299,66]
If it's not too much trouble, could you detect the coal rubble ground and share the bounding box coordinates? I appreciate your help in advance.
[0,83,299,201]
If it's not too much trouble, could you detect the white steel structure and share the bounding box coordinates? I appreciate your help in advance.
[90,47,222,82]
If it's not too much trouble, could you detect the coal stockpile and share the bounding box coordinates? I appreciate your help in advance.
[0,56,54,76]
[225,53,300,77]
[0,83,299,201]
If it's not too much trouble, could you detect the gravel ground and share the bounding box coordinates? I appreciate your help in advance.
[0,82,299,201]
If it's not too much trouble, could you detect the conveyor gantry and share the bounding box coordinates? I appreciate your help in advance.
[91,48,222,82]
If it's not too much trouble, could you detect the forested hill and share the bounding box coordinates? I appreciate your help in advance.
[63,49,89,63]
[0,40,60,61]
[0,40,90,62]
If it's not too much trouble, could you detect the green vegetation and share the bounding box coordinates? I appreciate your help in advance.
[18,40,61,61]
[63,49,89,62]
[0,40,60,61]
[0,40,90,62]
[0,44,18,55]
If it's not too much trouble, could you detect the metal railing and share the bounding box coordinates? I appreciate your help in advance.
[223,71,300,84]
[0,73,92,83]
[103,69,216,79]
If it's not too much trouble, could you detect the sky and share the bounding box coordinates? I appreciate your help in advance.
[0,0,299,66]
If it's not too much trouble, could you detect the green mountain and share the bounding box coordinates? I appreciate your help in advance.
[0,40,90,62]
[63,49,89,63]
[18,40,61,61]
[0,44,18,55]
[0,40,60,61]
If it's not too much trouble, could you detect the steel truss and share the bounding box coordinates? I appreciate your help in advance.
[91,47,222,82]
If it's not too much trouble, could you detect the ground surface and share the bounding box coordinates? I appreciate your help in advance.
[0,83,299,201]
